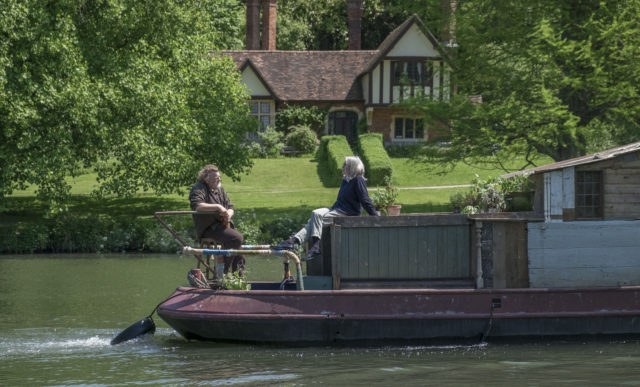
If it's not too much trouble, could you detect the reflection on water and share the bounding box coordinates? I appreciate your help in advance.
[2,255,640,385]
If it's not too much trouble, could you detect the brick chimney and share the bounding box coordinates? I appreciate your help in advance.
[441,0,457,47]
[261,0,277,50]
[347,0,363,50]
[246,0,261,50]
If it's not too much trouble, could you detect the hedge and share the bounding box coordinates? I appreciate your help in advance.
[358,133,393,186]
[317,135,353,186]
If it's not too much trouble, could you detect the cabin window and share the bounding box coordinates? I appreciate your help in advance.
[250,100,275,131]
[576,171,603,219]
[393,117,425,141]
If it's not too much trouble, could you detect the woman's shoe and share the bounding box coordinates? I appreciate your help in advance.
[273,235,298,250]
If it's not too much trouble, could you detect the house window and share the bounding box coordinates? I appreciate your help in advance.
[392,61,430,86]
[394,117,424,140]
[576,171,603,219]
[250,100,274,131]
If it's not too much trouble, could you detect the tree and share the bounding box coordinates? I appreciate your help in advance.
[407,0,640,170]
[0,0,253,211]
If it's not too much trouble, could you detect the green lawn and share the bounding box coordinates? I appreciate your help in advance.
[5,155,550,224]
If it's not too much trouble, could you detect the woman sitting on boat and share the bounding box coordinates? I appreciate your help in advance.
[275,156,379,260]
[189,164,245,276]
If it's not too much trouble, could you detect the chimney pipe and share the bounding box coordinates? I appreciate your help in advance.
[246,0,260,50]
[261,0,277,50]
[441,0,457,47]
[347,0,363,50]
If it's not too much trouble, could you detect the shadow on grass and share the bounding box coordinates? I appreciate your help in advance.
[316,159,342,188]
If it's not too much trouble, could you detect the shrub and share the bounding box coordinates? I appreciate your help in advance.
[358,133,393,186]
[284,125,318,155]
[275,105,325,135]
[257,126,284,158]
[318,135,353,185]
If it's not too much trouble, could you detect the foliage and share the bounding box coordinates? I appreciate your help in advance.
[275,105,325,135]
[371,176,399,213]
[358,133,393,186]
[218,271,251,291]
[449,190,479,211]
[406,0,640,169]
[473,175,505,212]
[317,135,353,186]
[284,125,318,155]
[501,174,535,193]
[0,0,252,213]
[275,0,446,51]
[256,126,285,158]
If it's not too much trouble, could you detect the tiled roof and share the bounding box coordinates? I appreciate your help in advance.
[503,141,640,178]
[222,50,378,101]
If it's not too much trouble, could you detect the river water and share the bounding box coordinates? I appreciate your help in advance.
[2,254,640,386]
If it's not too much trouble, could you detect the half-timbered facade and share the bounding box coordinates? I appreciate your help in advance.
[223,0,453,145]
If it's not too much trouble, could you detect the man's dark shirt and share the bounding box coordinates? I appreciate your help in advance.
[189,180,235,239]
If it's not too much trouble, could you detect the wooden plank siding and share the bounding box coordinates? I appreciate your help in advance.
[528,221,640,287]
[575,152,640,220]
[331,215,472,288]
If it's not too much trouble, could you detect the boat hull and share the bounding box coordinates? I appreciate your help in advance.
[157,286,640,344]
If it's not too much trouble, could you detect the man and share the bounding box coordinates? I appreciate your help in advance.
[189,164,245,276]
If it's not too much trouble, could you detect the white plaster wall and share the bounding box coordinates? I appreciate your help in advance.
[241,66,270,96]
[387,24,438,57]
[372,65,381,104]
[528,221,640,287]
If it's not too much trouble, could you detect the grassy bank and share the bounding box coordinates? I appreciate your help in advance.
[2,155,549,253]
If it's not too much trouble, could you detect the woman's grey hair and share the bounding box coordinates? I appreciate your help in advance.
[342,156,365,182]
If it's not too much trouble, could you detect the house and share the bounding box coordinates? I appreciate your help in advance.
[501,141,640,288]
[223,0,454,145]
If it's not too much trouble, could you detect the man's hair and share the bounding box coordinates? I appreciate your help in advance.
[198,164,219,181]
[343,156,365,182]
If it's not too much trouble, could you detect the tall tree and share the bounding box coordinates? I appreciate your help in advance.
[407,0,640,169]
[0,0,253,211]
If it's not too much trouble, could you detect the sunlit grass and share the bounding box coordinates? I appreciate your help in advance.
[5,154,551,225]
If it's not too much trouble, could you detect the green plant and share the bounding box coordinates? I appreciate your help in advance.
[371,176,399,213]
[284,125,318,154]
[218,271,251,290]
[275,105,325,135]
[449,190,479,212]
[257,126,285,158]
[501,173,535,193]
[358,133,393,186]
[473,174,505,211]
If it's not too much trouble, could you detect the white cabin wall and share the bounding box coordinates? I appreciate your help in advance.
[528,221,640,287]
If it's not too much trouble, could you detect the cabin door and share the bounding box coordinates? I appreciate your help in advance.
[329,111,358,146]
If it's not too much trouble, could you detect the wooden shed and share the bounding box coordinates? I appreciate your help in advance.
[505,141,640,222]
[505,141,640,288]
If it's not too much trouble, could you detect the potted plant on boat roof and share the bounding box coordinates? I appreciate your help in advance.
[501,173,535,212]
[371,176,401,215]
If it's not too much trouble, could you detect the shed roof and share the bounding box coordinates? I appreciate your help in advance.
[504,141,640,178]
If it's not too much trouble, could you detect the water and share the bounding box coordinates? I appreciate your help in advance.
[2,255,640,386]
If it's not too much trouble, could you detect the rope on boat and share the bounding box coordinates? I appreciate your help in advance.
[187,271,210,289]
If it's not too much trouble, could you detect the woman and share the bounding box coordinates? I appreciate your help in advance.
[276,156,379,260]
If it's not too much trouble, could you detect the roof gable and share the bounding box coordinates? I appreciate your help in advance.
[363,14,450,74]
[239,60,273,97]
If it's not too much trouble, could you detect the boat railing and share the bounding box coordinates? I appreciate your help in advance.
[154,211,304,290]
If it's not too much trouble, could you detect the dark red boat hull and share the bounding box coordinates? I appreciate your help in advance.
[157,286,640,344]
